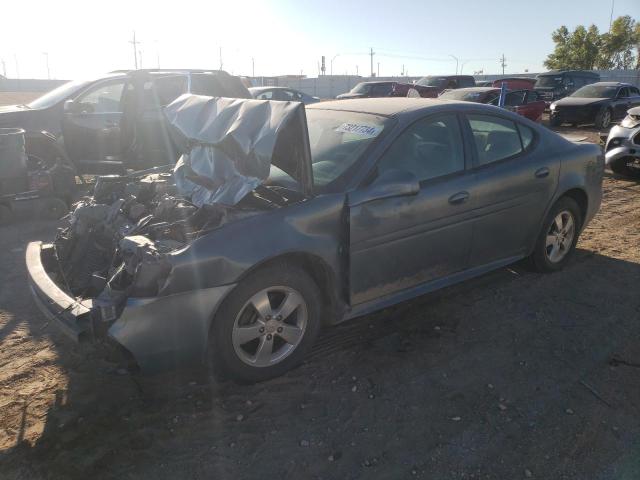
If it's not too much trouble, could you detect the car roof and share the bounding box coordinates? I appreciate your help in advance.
[307,97,467,117]
[589,81,632,87]
[538,70,599,76]
[449,87,500,92]
[355,81,396,85]
[249,86,297,92]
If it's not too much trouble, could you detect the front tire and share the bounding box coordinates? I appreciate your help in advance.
[595,107,612,129]
[530,197,582,273]
[609,156,640,178]
[210,263,322,383]
[549,115,562,127]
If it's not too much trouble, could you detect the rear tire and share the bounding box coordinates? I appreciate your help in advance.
[210,263,322,383]
[0,204,13,224]
[530,197,582,273]
[38,197,68,220]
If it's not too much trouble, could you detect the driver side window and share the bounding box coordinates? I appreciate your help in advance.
[76,80,126,113]
[377,114,465,182]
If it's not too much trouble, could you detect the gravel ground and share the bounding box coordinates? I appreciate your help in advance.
[0,109,639,479]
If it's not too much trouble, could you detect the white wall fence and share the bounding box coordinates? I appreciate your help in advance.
[264,69,640,99]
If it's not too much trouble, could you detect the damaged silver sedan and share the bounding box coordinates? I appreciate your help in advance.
[27,95,604,382]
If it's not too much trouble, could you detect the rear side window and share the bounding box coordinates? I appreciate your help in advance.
[518,124,535,150]
[467,114,523,166]
[148,75,187,107]
[371,84,394,96]
[377,113,465,182]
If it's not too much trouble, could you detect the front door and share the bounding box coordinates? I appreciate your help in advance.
[349,113,475,306]
[62,78,130,173]
[463,113,559,266]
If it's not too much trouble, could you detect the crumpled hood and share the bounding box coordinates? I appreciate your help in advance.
[554,97,606,107]
[164,94,313,206]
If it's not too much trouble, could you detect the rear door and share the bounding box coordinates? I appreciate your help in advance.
[135,74,188,169]
[62,78,129,172]
[349,113,475,305]
[463,113,558,266]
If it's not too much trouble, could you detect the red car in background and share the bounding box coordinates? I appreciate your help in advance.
[491,77,537,90]
[439,87,546,122]
[336,81,438,99]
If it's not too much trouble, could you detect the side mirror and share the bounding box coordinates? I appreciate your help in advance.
[348,169,420,207]
[63,99,79,113]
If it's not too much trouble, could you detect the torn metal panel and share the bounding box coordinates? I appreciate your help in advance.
[165,94,313,206]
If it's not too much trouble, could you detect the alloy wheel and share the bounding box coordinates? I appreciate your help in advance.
[545,210,575,263]
[232,286,308,367]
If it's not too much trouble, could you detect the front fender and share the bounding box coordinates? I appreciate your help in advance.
[161,193,346,296]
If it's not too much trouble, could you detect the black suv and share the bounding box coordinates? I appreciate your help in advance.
[0,69,250,173]
[534,70,600,103]
[415,75,475,93]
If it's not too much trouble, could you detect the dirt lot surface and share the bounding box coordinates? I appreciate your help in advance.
[1,112,639,479]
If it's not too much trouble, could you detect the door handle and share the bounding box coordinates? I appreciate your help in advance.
[448,191,469,205]
[104,120,119,128]
[535,167,550,178]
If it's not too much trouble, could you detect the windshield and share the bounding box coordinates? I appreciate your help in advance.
[439,89,494,102]
[571,85,617,99]
[306,109,388,187]
[416,77,447,88]
[534,76,563,88]
[350,83,372,94]
[27,80,90,109]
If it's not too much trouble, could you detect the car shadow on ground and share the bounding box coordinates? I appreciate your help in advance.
[2,229,640,480]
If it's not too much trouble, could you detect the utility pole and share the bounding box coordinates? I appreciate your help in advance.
[609,0,615,32]
[1,59,6,77]
[500,54,507,75]
[155,40,160,68]
[129,31,140,69]
[252,57,255,77]
[377,62,380,77]
[138,49,143,69]
[356,65,359,76]
[401,64,405,76]
[14,54,19,79]
[219,47,223,70]
[369,47,375,77]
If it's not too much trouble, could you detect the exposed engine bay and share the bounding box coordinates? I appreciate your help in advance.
[51,169,304,314]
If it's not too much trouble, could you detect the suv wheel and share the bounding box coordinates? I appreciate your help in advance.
[530,197,582,273]
[210,263,322,383]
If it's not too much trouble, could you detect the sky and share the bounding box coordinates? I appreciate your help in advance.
[1,0,638,80]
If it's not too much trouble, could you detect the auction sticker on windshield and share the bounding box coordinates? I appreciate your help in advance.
[335,123,382,138]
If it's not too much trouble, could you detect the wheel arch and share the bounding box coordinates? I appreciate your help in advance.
[223,251,342,327]
[558,187,588,229]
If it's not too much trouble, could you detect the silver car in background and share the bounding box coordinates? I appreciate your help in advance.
[603,106,640,178]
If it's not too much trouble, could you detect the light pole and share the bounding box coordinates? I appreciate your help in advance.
[459,60,469,75]
[43,52,50,79]
[330,54,339,76]
[448,54,459,75]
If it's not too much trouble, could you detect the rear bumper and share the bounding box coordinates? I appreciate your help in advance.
[26,241,236,373]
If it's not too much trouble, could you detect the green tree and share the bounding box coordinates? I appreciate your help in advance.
[596,15,638,69]
[545,16,640,71]
[544,24,601,70]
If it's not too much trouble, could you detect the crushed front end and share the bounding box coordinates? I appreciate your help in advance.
[26,169,302,371]
[604,109,640,175]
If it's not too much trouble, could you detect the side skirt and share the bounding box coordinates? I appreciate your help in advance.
[340,254,524,323]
